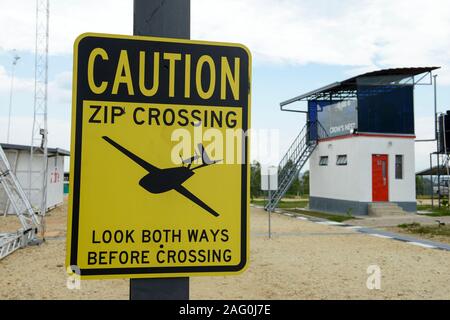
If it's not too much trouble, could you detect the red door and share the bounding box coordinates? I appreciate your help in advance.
[372,154,388,202]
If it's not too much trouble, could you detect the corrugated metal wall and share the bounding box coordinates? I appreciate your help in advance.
[0,149,65,214]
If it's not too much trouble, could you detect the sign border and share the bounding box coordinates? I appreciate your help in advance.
[66,32,251,278]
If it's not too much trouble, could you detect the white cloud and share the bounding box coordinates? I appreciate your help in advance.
[415,115,438,171]
[48,71,72,104]
[193,0,376,66]
[192,0,450,81]
[0,0,132,55]
[1,0,449,81]
[0,64,72,105]
[0,116,70,151]
[0,65,34,93]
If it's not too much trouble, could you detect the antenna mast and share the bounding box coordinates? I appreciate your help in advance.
[29,0,49,217]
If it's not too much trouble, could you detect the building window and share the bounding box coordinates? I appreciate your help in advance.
[319,156,328,166]
[395,155,403,179]
[336,155,347,166]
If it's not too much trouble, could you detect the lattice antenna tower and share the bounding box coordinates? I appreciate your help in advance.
[29,0,49,217]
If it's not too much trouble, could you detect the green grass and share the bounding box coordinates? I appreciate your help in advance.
[398,222,421,228]
[417,205,450,217]
[251,198,355,222]
[288,209,354,222]
[251,199,308,209]
[398,222,450,237]
[416,195,433,200]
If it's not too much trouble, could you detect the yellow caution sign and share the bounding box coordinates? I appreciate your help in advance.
[66,33,251,279]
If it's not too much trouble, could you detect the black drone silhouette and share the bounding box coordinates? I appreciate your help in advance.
[102,136,221,217]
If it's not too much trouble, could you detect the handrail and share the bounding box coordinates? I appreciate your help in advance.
[278,124,307,168]
[278,120,326,170]
[266,120,326,211]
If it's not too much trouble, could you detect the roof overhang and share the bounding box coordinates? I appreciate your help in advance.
[0,143,70,156]
[280,67,440,112]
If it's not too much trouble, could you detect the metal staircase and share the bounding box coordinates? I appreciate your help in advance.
[0,145,41,260]
[265,121,327,211]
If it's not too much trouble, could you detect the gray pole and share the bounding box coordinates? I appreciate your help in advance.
[433,75,438,209]
[438,153,441,208]
[130,0,190,300]
[133,0,190,38]
[430,153,434,209]
[268,175,272,239]
[434,75,438,141]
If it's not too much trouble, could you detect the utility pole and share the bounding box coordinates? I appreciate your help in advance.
[129,0,190,300]
[7,53,20,143]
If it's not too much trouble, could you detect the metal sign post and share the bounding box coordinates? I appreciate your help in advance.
[261,166,277,239]
[268,174,271,239]
[130,0,190,301]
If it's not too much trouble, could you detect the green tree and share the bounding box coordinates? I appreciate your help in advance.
[416,175,424,196]
[301,170,310,196]
[278,159,301,196]
[287,175,301,196]
[250,161,262,200]
[416,176,432,196]
[422,176,432,195]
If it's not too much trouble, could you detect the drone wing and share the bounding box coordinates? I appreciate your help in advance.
[102,136,159,172]
[174,185,219,217]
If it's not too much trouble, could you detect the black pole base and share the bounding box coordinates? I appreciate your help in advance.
[130,277,189,300]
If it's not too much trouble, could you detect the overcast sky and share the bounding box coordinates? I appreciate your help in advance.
[0,0,450,171]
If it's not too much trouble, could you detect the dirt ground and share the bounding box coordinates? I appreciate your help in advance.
[1,200,450,299]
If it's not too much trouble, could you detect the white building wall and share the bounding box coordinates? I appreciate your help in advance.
[310,138,360,202]
[0,150,65,214]
[310,135,415,204]
[46,155,65,210]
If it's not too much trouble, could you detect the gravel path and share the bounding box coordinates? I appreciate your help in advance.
[1,204,449,299]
